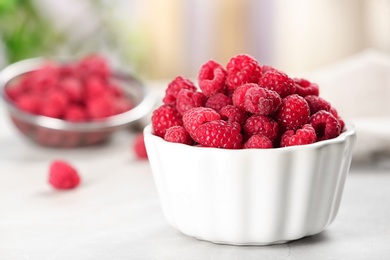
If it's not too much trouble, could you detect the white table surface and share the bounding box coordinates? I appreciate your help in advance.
[0,105,390,260]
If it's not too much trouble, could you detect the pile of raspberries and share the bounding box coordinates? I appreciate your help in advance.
[152,54,345,149]
[5,55,133,121]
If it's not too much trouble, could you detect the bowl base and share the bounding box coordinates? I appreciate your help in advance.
[192,235,296,246]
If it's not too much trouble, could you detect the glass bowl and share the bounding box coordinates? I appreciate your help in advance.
[0,57,155,147]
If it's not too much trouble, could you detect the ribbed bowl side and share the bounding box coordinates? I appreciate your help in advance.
[144,124,356,245]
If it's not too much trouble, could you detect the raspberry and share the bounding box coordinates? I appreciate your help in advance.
[59,63,78,78]
[226,54,262,90]
[330,107,345,131]
[86,94,115,119]
[152,105,183,137]
[261,65,276,73]
[245,85,281,115]
[176,89,205,115]
[163,76,196,105]
[29,66,58,93]
[182,107,220,135]
[85,75,107,98]
[64,105,87,122]
[15,94,41,114]
[219,105,247,125]
[338,117,345,131]
[41,90,69,118]
[59,77,83,103]
[133,133,148,159]
[48,160,81,190]
[113,97,133,114]
[193,120,242,149]
[304,95,331,115]
[243,134,273,149]
[205,93,232,113]
[109,83,125,98]
[310,110,341,141]
[5,83,24,101]
[164,126,193,145]
[79,55,110,78]
[232,83,281,115]
[294,78,319,97]
[243,115,280,141]
[258,70,296,98]
[277,94,310,131]
[280,124,316,147]
[231,83,254,110]
[198,60,227,96]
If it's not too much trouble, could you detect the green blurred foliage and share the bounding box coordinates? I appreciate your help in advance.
[0,0,62,64]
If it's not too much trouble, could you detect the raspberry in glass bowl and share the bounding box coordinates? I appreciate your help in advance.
[143,54,357,245]
[0,56,155,147]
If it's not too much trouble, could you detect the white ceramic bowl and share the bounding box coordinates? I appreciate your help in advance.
[144,123,356,245]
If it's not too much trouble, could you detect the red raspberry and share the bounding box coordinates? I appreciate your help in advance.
[113,97,133,115]
[164,126,193,145]
[86,94,115,119]
[198,60,227,96]
[64,105,87,122]
[243,134,273,149]
[338,117,345,131]
[41,90,69,118]
[182,107,220,135]
[163,76,196,105]
[133,133,148,159]
[245,85,281,115]
[261,65,276,73]
[152,105,183,137]
[48,160,81,190]
[176,89,205,115]
[310,110,341,141]
[29,66,58,93]
[330,107,345,131]
[59,63,78,78]
[193,120,242,149]
[226,54,262,90]
[231,83,254,110]
[109,83,125,98]
[79,55,110,78]
[244,115,280,141]
[219,105,247,125]
[294,78,319,97]
[258,70,296,98]
[205,93,232,113]
[277,94,310,131]
[5,83,24,101]
[59,77,83,103]
[85,75,107,98]
[304,95,331,115]
[192,92,207,107]
[15,94,41,114]
[280,124,316,147]
[232,83,281,115]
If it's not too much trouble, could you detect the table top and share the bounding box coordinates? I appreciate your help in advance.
[0,105,389,260]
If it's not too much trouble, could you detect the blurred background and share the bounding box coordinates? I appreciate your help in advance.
[1,0,390,80]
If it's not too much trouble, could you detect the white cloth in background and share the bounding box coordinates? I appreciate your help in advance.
[309,49,390,163]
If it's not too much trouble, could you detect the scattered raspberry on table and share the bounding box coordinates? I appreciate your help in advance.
[151,54,345,149]
[48,160,81,190]
[133,133,148,160]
